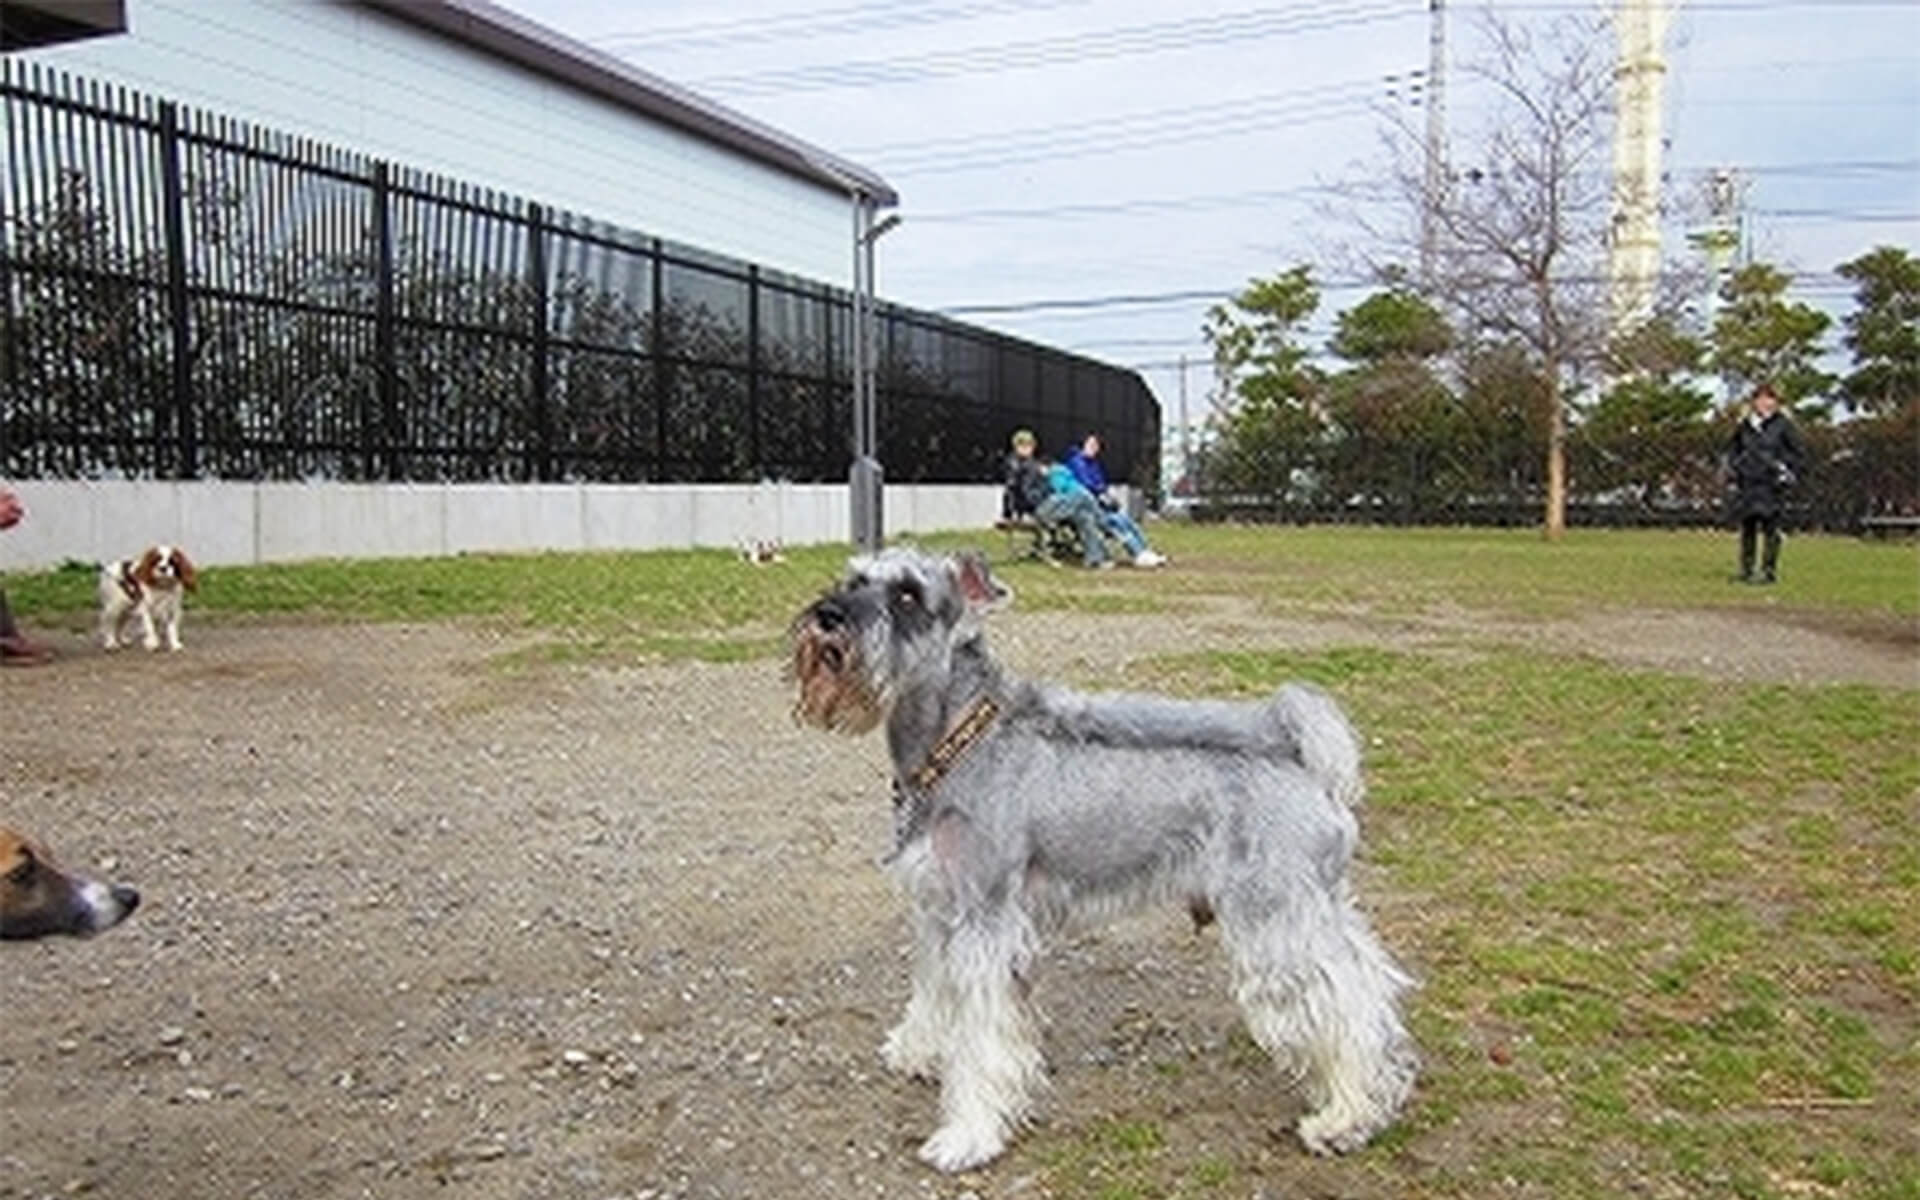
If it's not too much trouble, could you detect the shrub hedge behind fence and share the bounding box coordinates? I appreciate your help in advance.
[0,62,1160,490]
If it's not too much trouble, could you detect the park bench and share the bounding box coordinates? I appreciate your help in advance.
[994,513,1081,564]
[1860,515,1920,539]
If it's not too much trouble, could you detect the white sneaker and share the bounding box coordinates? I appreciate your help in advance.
[1134,549,1167,568]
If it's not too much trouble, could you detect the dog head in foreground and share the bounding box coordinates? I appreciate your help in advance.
[788,547,1012,735]
[0,826,140,941]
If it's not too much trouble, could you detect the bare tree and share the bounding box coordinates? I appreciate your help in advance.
[1342,10,1616,538]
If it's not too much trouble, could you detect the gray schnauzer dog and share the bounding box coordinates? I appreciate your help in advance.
[789,547,1416,1173]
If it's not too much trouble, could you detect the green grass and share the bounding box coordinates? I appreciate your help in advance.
[5,522,1914,1192]
[1124,523,1920,620]
[8,527,1914,645]
[1042,644,1918,1198]
[5,544,857,656]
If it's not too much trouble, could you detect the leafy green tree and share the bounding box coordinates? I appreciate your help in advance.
[1834,245,1920,413]
[1324,291,1458,519]
[1329,289,1452,364]
[1203,265,1320,405]
[1578,318,1716,505]
[1454,340,1550,514]
[1197,267,1325,505]
[1709,262,1835,413]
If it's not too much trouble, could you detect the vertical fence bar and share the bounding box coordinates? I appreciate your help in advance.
[526,200,550,482]
[0,69,14,474]
[156,101,196,479]
[747,263,761,477]
[649,238,666,480]
[821,287,835,476]
[371,160,398,480]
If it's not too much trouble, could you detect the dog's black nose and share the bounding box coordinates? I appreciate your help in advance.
[112,884,141,915]
[813,599,846,631]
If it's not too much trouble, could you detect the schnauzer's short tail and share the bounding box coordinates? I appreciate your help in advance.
[1269,684,1364,809]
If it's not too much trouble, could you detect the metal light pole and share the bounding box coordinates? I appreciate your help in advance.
[849,195,901,552]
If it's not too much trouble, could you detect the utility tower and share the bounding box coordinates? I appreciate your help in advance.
[1686,168,1744,401]
[1419,0,1447,286]
[1608,0,1671,334]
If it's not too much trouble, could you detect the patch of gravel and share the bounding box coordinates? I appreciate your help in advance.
[1002,593,1918,690]
[0,600,1909,1199]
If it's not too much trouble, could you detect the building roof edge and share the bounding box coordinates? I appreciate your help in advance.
[355,0,898,207]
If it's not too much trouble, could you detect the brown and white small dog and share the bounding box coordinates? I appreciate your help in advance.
[99,545,196,652]
[0,826,140,941]
[738,537,787,566]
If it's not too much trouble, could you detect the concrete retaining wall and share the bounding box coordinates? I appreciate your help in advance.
[0,481,1050,570]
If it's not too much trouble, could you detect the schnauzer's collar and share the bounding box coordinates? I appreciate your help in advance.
[903,694,1002,794]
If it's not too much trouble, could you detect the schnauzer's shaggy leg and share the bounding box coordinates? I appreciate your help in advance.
[881,906,948,1080]
[1223,885,1417,1156]
[919,909,1045,1173]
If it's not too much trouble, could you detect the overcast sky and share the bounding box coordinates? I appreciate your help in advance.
[502,0,1918,418]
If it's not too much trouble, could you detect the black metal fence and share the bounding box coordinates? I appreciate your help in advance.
[0,61,1159,489]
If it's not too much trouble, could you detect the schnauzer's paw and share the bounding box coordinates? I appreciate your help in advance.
[880,1025,944,1081]
[1296,1106,1382,1156]
[918,1122,1007,1173]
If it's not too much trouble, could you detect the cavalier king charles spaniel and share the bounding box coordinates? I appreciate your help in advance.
[99,545,197,652]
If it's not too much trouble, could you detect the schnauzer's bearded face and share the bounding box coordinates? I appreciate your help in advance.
[789,548,1008,734]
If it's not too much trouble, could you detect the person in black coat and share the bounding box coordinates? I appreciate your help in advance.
[1724,383,1809,584]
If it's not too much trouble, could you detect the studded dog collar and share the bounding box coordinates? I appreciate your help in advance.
[887,695,1002,863]
[904,695,1002,794]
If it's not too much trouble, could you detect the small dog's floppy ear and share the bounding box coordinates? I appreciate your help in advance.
[132,547,161,588]
[172,548,197,591]
[951,552,1014,612]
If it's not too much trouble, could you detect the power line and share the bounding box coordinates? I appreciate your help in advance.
[942,285,1366,315]
[881,85,1409,176]
[914,184,1342,224]
[690,1,1417,97]
[861,72,1420,174]
[906,160,1919,224]
[1756,208,1920,222]
[591,0,1091,53]
[943,289,1233,315]
[1505,0,1917,8]
[1066,336,1218,350]
[940,269,1859,315]
[849,72,1421,158]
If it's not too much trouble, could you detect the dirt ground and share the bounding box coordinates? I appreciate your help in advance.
[1,599,1913,1200]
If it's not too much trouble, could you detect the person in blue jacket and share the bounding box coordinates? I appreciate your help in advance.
[1005,430,1112,569]
[1061,433,1167,567]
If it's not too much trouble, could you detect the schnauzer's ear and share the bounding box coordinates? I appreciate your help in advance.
[951,552,1013,612]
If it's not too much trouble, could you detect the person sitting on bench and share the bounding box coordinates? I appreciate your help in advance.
[1004,429,1112,569]
[1063,432,1167,568]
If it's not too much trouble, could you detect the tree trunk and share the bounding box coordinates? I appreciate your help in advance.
[1544,359,1567,539]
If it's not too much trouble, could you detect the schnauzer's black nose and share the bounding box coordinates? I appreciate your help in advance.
[813,599,846,631]
[112,885,141,914]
